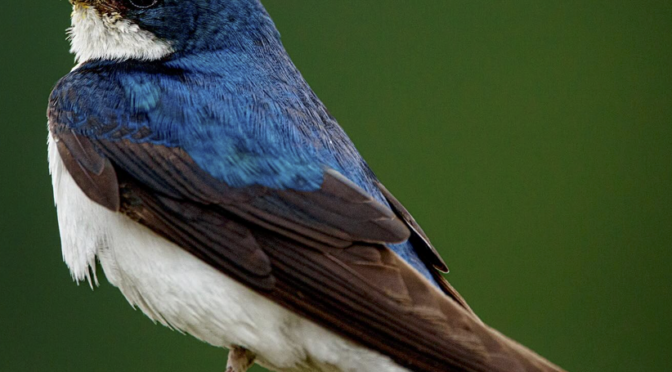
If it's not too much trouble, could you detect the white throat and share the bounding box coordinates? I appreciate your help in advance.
[69,6,173,64]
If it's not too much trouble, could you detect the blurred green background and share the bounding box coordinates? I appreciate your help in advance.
[0,1,670,371]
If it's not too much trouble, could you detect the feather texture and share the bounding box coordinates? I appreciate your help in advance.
[49,1,565,370]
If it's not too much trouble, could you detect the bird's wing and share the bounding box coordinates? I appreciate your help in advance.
[48,68,562,372]
[53,129,411,290]
[376,182,478,317]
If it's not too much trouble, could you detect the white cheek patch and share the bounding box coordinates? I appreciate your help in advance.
[68,6,174,64]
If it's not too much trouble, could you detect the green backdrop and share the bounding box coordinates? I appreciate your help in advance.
[1,1,670,371]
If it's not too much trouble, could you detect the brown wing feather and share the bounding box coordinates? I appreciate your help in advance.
[377,182,478,317]
[55,134,119,212]
[53,130,565,372]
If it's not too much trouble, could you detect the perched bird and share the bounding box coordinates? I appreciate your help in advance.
[47,1,564,371]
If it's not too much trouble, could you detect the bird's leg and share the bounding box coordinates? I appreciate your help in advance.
[226,345,256,372]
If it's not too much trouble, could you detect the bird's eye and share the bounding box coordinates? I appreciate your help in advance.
[126,0,161,9]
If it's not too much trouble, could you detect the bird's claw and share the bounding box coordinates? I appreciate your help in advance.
[226,345,256,372]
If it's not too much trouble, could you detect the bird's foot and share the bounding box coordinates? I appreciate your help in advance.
[226,345,256,372]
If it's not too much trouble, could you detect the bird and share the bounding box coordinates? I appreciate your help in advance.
[47,1,565,371]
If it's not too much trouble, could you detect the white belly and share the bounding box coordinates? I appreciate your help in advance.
[48,135,408,372]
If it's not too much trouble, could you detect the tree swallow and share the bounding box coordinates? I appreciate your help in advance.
[48,1,564,371]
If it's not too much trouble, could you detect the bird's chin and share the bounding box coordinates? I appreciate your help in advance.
[69,0,91,6]
[69,0,106,11]
[67,1,173,64]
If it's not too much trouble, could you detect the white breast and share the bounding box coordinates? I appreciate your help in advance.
[48,135,408,372]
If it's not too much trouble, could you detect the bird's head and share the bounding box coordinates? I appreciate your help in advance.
[68,0,278,64]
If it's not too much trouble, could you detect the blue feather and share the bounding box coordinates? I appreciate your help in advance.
[50,0,439,285]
